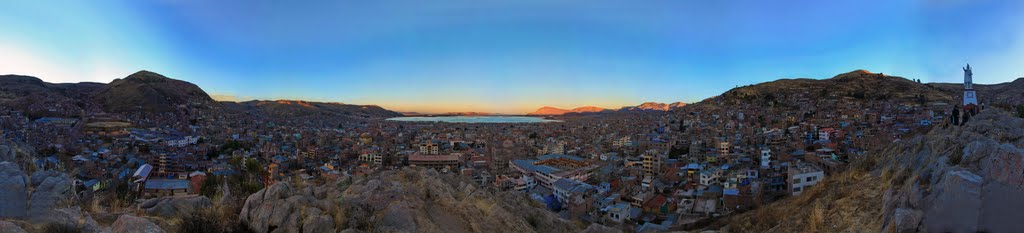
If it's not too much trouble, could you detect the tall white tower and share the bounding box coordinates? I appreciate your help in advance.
[963,63,978,107]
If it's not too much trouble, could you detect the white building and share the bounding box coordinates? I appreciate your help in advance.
[419,142,440,155]
[788,162,825,195]
[700,169,719,186]
[358,152,382,165]
[166,136,198,147]
[513,175,536,192]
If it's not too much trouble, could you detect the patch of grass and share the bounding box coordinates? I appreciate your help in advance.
[42,223,81,233]
[177,204,252,233]
[948,148,964,166]
[178,212,220,233]
[526,213,539,229]
[808,202,825,232]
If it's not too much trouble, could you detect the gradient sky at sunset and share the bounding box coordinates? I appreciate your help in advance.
[1,0,1022,114]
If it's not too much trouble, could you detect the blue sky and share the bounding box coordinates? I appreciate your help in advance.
[1,0,1022,113]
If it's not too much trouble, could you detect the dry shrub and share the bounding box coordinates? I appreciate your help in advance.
[42,222,81,233]
[177,202,251,233]
[808,202,825,232]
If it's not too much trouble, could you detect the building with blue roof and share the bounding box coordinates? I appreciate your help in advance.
[141,179,190,198]
[510,154,598,188]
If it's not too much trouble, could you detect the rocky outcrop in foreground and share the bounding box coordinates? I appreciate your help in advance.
[112,214,165,233]
[879,110,1024,232]
[27,170,74,219]
[240,168,580,233]
[139,195,213,218]
[0,162,75,222]
[0,162,29,218]
[723,110,1024,232]
[0,220,28,233]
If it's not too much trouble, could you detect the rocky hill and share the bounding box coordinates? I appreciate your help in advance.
[571,106,607,113]
[617,102,686,112]
[0,71,406,120]
[92,70,216,113]
[528,102,685,115]
[527,106,574,115]
[0,75,103,117]
[703,70,954,110]
[238,168,605,233]
[718,109,1024,232]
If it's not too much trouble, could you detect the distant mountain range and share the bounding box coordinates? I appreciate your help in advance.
[0,70,403,119]
[223,100,402,119]
[400,112,495,117]
[525,102,687,115]
[3,69,1022,119]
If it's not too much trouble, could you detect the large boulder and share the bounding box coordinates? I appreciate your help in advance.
[300,211,336,233]
[112,214,165,233]
[375,203,416,232]
[891,208,922,233]
[0,143,16,162]
[0,221,27,233]
[33,207,106,233]
[0,162,29,218]
[139,195,212,218]
[876,111,1024,233]
[582,223,623,233]
[923,170,983,232]
[976,144,1024,232]
[27,170,73,219]
[240,182,335,233]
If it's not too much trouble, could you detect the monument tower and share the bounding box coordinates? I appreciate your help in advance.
[962,63,978,109]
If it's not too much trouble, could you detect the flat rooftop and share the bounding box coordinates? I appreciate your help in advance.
[144,179,190,190]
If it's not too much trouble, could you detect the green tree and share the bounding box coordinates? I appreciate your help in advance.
[200,175,222,198]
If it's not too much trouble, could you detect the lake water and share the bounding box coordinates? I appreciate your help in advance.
[386,116,561,123]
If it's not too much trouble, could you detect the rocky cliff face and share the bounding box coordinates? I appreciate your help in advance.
[0,162,29,218]
[0,141,118,233]
[240,168,581,233]
[721,109,1024,232]
[877,109,1024,232]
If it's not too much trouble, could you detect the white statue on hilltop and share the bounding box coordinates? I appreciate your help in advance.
[963,63,973,89]
[962,63,977,107]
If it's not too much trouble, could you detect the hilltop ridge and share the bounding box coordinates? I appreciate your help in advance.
[0,71,404,119]
[92,70,216,112]
[527,102,686,115]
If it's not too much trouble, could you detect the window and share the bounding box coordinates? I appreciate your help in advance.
[794,187,802,192]
[793,178,801,184]
[806,177,813,182]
